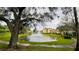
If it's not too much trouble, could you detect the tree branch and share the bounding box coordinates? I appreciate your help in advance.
[0,15,9,23]
[10,8,18,19]
[19,17,40,23]
[0,15,13,32]
[18,7,26,18]
[18,7,26,14]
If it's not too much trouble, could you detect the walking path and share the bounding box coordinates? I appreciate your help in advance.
[0,40,74,48]
[0,40,30,46]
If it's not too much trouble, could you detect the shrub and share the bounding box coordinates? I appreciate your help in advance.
[64,35,71,39]
[63,32,72,39]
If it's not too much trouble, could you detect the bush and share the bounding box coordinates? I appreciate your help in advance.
[0,29,9,33]
[63,32,72,39]
[64,35,71,39]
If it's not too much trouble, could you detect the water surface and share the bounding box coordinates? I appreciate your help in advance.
[27,33,57,42]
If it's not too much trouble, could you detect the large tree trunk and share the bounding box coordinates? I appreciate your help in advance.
[8,22,19,48]
[73,7,79,51]
[8,31,18,48]
[75,28,79,51]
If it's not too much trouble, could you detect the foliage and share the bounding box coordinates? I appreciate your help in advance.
[0,29,9,33]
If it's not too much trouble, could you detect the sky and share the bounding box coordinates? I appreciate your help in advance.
[0,21,6,25]
[36,17,61,31]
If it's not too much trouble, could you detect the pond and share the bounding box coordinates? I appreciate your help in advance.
[27,32,57,42]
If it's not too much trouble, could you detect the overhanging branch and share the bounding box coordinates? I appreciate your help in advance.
[10,8,18,19]
[0,15,13,32]
[18,7,26,18]
[0,15,10,23]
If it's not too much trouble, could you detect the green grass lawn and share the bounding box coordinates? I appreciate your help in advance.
[0,32,10,41]
[0,32,28,41]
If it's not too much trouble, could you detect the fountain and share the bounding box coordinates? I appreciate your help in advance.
[27,23,57,42]
[27,32,57,42]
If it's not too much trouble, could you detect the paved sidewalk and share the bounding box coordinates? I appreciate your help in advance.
[0,40,74,48]
[0,40,30,46]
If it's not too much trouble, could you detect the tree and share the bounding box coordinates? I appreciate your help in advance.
[0,7,54,48]
[73,7,79,51]
[0,7,26,48]
[60,7,79,51]
[57,19,75,32]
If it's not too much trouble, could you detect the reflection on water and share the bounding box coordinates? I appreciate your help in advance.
[27,32,57,42]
